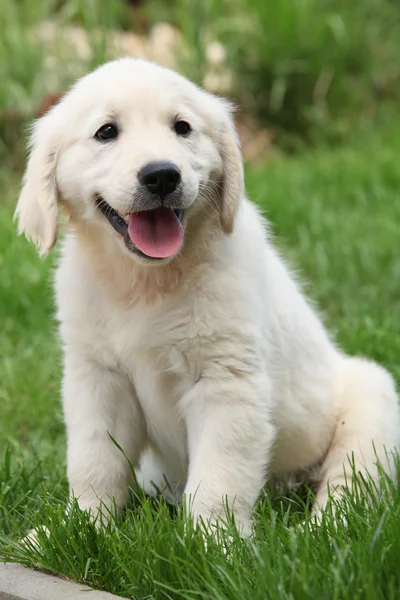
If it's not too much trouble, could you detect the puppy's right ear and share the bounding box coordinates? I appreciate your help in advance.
[212,98,244,234]
[15,115,60,255]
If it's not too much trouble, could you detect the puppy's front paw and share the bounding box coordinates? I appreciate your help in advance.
[19,526,50,550]
[191,509,251,544]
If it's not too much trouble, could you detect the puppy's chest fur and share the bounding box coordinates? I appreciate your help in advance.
[104,290,221,464]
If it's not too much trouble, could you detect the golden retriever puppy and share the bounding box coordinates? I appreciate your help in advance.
[16,58,399,534]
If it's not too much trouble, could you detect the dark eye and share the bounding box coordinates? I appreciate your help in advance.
[174,120,191,136]
[95,123,119,141]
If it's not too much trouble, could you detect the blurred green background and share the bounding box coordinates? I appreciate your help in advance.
[1,0,400,166]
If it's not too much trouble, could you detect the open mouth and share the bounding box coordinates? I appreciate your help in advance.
[95,196,184,260]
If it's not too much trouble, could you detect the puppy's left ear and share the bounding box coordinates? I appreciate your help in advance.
[216,102,244,234]
[14,114,60,255]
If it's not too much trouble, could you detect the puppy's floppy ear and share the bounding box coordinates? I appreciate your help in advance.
[216,101,244,234]
[14,114,60,255]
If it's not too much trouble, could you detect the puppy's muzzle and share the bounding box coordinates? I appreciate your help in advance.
[94,162,187,261]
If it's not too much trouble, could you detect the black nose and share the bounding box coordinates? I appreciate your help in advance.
[138,161,181,200]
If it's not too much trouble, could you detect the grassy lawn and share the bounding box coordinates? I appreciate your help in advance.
[1,124,400,599]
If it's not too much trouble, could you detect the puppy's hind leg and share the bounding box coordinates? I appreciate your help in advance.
[135,447,184,504]
[314,357,400,518]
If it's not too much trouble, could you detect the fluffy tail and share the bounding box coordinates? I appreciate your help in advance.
[315,356,400,512]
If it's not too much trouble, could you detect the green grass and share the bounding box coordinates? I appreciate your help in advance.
[1,124,400,598]
[148,0,400,149]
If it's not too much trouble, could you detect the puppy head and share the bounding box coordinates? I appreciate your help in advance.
[15,58,244,263]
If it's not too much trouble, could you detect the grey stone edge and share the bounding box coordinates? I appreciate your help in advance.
[0,563,129,600]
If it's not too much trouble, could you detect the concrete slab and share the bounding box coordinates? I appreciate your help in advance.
[0,563,129,600]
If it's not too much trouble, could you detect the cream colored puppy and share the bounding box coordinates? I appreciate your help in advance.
[16,58,399,534]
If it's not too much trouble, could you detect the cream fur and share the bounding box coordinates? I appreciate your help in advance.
[16,58,400,534]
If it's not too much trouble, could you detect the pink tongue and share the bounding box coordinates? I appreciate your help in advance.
[128,208,183,258]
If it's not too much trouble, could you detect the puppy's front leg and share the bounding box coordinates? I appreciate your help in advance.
[181,374,274,535]
[63,353,146,519]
